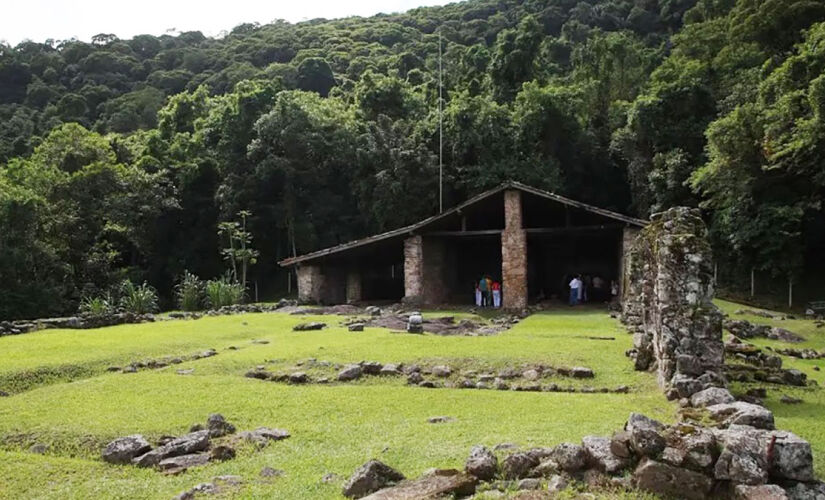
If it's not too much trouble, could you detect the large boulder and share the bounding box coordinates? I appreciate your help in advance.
[769,430,815,482]
[102,435,152,464]
[785,481,825,500]
[633,458,713,500]
[707,401,775,429]
[342,460,405,498]
[663,424,717,472]
[714,425,769,485]
[464,445,497,480]
[625,413,666,457]
[582,436,631,474]
[133,431,209,467]
[360,469,476,499]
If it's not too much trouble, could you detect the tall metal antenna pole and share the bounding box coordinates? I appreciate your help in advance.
[438,31,443,214]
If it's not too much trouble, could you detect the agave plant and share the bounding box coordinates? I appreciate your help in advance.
[175,270,204,311]
[119,280,159,315]
[78,296,113,316]
[205,276,244,309]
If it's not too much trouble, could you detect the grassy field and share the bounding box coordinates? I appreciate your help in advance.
[0,301,821,498]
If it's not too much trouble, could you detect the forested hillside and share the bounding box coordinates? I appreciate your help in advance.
[1,0,824,319]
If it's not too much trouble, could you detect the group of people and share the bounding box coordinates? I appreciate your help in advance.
[474,275,502,308]
[567,274,618,306]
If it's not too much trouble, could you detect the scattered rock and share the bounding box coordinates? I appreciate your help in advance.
[342,460,405,498]
[426,416,454,424]
[348,323,365,332]
[379,364,401,376]
[406,372,423,385]
[159,453,210,473]
[260,466,284,478]
[546,474,569,493]
[338,364,363,381]
[289,372,309,384]
[361,361,383,375]
[236,427,290,448]
[133,430,210,467]
[206,414,236,437]
[625,413,666,457]
[29,443,48,454]
[360,469,476,500]
[780,395,803,405]
[293,322,326,331]
[571,367,594,378]
[522,369,540,381]
[102,435,152,465]
[172,482,218,500]
[465,445,498,480]
[210,445,236,461]
[517,478,541,490]
[714,425,769,485]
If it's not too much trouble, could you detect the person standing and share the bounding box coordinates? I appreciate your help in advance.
[479,275,489,307]
[569,274,582,306]
[492,280,501,308]
[474,282,482,307]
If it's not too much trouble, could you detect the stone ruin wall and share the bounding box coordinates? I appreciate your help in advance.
[622,207,725,400]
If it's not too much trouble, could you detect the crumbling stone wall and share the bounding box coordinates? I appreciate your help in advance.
[623,207,724,400]
[297,265,324,303]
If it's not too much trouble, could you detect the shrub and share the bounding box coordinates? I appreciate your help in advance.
[175,270,204,311]
[78,296,113,316]
[205,276,244,309]
[119,280,158,314]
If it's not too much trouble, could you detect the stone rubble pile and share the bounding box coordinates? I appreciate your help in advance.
[724,319,805,343]
[110,348,218,374]
[243,359,628,394]
[339,412,823,500]
[723,336,810,387]
[101,414,289,475]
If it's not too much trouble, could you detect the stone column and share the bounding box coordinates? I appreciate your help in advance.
[403,235,424,304]
[346,270,362,304]
[296,264,324,303]
[501,189,527,309]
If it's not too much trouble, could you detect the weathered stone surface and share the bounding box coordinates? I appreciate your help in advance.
[379,363,401,376]
[610,431,633,458]
[210,445,236,461]
[708,401,775,429]
[338,364,363,381]
[288,372,309,384]
[690,387,735,407]
[361,361,383,375]
[465,445,497,480]
[517,478,541,490]
[348,323,365,332]
[633,458,713,500]
[735,484,789,500]
[626,413,666,457]
[206,414,236,437]
[785,480,825,500]
[549,443,587,473]
[158,453,210,472]
[769,430,815,482]
[431,365,452,377]
[133,431,210,467]
[714,425,769,485]
[342,460,405,498]
[570,367,594,379]
[547,474,569,493]
[293,322,326,331]
[102,434,152,465]
[360,469,476,499]
[501,190,527,310]
[582,436,631,474]
[666,425,717,472]
[236,427,290,448]
[502,452,539,479]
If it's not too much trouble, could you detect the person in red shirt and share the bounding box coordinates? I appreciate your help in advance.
[492,280,502,308]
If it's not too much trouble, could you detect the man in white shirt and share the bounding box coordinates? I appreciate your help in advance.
[569,275,582,306]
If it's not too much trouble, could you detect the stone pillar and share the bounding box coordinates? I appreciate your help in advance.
[403,235,424,304]
[296,264,324,303]
[501,189,527,309]
[346,270,362,304]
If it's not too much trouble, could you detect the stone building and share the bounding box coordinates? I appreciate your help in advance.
[279,181,646,309]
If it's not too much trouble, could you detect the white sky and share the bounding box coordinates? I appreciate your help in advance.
[1,0,457,45]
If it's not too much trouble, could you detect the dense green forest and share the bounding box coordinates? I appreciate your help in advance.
[1,0,825,319]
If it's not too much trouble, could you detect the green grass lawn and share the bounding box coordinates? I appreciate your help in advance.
[0,302,821,499]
